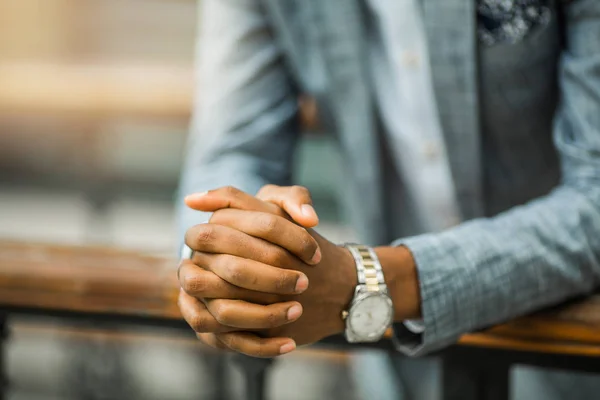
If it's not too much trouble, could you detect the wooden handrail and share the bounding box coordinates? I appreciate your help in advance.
[2,240,600,357]
[459,298,600,355]
[0,241,180,319]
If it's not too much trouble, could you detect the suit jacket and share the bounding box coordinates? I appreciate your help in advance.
[179,0,600,354]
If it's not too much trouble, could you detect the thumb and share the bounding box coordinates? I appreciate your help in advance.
[256,185,319,228]
[184,186,287,218]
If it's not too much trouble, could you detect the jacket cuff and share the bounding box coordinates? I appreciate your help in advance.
[390,232,470,356]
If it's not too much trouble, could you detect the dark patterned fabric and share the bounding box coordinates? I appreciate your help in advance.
[477,0,551,45]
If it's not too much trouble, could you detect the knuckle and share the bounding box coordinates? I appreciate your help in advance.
[194,224,216,247]
[264,247,290,267]
[222,334,237,350]
[182,274,206,295]
[255,214,278,235]
[190,314,208,333]
[223,185,241,198]
[223,257,247,284]
[291,185,310,197]
[212,301,233,325]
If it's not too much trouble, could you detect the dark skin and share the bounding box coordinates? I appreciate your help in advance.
[178,185,421,357]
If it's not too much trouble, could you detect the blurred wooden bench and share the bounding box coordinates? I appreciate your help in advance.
[2,240,600,400]
[0,63,192,120]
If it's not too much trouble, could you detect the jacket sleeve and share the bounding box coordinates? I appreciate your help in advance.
[392,0,600,356]
[177,0,300,248]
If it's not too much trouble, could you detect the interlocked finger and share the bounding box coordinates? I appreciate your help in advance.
[178,290,235,333]
[215,332,297,358]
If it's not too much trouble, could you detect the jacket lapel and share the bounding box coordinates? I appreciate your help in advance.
[264,0,484,235]
[423,0,484,219]
[309,0,387,244]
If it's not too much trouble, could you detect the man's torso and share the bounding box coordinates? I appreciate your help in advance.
[261,0,562,242]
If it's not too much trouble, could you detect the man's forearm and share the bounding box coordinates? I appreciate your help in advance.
[375,246,422,322]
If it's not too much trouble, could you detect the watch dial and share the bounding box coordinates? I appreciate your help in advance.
[348,295,392,339]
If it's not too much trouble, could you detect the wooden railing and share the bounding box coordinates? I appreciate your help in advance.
[460,298,600,356]
[0,241,180,319]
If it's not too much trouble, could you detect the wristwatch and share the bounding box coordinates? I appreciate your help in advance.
[342,244,394,343]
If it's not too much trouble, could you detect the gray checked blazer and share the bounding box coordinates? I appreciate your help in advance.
[178,0,600,355]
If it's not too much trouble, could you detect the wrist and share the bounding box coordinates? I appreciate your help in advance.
[374,246,421,322]
[321,245,358,337]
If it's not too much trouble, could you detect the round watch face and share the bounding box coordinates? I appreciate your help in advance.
[348,294,393,339]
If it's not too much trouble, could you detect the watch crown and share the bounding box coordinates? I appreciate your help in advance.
[341,310,349,320]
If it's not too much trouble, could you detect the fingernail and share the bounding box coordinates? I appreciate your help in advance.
[295,274,309,293]
[279,341,296,355]
[301,204,318,220]
[287,304,303,321]
[185,191,208,202]
[311,247,322,264]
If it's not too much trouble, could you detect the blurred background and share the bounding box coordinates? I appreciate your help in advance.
[0,0,362,399]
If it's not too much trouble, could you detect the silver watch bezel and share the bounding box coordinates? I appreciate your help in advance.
[344,288,394,343]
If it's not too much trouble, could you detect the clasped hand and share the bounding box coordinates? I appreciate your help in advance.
[177,185,357,358]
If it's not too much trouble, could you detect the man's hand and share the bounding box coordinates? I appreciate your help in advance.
[178,185,355,356]
[179,227,357,356]
[178,185,420,358]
